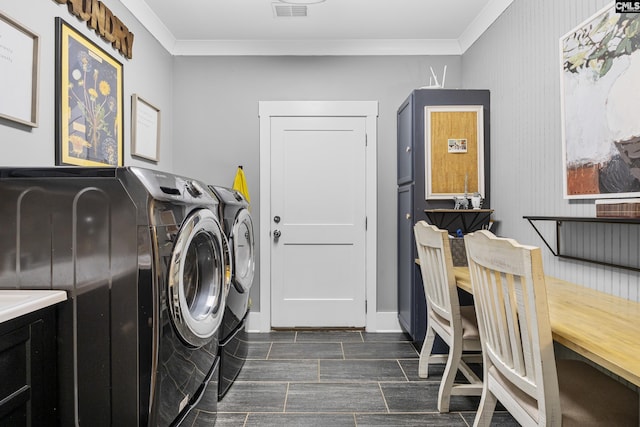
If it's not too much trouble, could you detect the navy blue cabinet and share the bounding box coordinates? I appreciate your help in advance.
[397,89,490,346]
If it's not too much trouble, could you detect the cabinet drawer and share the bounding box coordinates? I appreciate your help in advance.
[0,309,56,426]
[0,325,31,420]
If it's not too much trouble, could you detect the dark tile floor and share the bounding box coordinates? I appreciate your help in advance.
[216,330,518,426]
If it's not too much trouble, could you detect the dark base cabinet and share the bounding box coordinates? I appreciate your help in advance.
[0,308,57,426]
[397,89,490,348]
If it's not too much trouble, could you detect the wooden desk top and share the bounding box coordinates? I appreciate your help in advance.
[453,266,640,387]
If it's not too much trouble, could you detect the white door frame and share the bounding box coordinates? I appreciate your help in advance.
[255,100,378,332]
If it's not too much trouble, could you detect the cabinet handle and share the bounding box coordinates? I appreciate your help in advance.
[406,213,412,220]
[406,146,411,153]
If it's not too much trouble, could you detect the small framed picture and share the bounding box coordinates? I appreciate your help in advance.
[131,94,160,162]
[447,138,467,153]
[0,12,39,127]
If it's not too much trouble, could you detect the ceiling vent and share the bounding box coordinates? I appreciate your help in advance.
[272,3,308,17]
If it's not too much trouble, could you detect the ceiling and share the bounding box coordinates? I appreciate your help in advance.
[120,0,513,56]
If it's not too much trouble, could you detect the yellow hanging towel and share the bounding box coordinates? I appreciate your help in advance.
[232,166,250,204]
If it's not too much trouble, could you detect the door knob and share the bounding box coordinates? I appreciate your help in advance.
[273,229,281,240]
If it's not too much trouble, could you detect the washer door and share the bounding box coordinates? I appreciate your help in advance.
[231,208,255,293]
[168,209,228,348]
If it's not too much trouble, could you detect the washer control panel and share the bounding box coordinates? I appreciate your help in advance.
[129,167,217,205]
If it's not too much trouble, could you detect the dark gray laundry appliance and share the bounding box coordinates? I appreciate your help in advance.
[0,166,230,426]
[209,185,255,399]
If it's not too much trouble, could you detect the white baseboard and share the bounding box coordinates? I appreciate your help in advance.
[371,311,403,332]
[246,310,265,332]
[245,310,402,333]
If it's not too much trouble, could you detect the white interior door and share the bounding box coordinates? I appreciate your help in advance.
[270,116,367,327]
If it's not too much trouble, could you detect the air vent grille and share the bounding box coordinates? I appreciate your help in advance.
[273,4,307,17]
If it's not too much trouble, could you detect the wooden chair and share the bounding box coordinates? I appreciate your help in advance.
[413,221,483,412]
[464,230,638,427]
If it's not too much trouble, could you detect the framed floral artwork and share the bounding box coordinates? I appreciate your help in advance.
[561,5,640,198]
[55,18,123,166]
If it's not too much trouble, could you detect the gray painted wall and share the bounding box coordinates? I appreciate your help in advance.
[171,55,462,312]
[0,0,174,171]
[463,0,640,300]
[2,0,463,316]
[4,0,637,315]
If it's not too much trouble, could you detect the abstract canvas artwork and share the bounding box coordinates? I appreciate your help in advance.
[561,5,640,198]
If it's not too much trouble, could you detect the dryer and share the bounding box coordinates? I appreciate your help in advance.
[0,167,230,426]
[209,185,255,399]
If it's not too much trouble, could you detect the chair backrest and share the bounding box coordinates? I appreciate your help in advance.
[413,221,460,327]
[464,230,561,425]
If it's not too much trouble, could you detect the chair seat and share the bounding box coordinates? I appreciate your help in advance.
[488,358,638,426]
[460,305,480,340]
[556,359,638,427]
[430,305,480,340]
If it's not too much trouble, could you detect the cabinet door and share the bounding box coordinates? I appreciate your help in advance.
[397,184,414,336]
[397,98,414,185]
[0,309,56,426]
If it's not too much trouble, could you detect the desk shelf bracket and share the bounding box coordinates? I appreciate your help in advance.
[524,215,640,272]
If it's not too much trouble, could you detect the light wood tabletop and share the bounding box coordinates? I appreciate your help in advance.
[454,266,640,388]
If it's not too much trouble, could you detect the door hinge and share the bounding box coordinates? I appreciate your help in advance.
[365,300,368,314]
[365,133,368,146]
[365,216,368,230]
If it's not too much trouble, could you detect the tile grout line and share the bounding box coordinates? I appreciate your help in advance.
[265,341,274,360]
[459,411,472,427]
[377,381,391,414]
[282,381,290,413]
[396,358,410,382]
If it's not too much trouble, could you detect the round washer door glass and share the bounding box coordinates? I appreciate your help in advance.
[231,208,255,293]
[168,209,228,347]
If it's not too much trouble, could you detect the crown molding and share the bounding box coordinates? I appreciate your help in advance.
[119,0,176,52]
[458,0,514,52]
[121,0,513,56]
[172,39,463,56]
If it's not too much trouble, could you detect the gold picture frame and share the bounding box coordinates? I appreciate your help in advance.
[55,18,123,166]
[0,12,39,127]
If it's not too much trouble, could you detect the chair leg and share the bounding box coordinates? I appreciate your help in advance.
[418,325,436,378]
[437,338,463,413]
[473,384,497,427]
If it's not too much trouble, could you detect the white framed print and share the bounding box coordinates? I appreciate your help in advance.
[131,94,160,162]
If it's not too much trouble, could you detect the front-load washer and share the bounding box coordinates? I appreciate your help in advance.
[209,185,255,399]
[0,166,230,426]
[131,168,231,426]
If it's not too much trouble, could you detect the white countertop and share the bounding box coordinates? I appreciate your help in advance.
[0,290,67,324]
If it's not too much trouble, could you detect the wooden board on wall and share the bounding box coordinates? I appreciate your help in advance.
[426,106,484,199]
